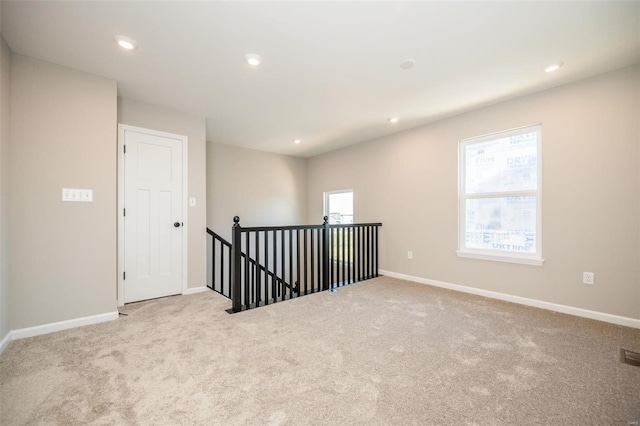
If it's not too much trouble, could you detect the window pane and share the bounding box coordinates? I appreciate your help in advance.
[327,192,353,224]
[465,131,538,194]
[465,196,536,254]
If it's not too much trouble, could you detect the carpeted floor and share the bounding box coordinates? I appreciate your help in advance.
[1,276,639,425]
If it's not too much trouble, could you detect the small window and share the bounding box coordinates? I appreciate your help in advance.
[324,190,353,224]
[457,125,543,265]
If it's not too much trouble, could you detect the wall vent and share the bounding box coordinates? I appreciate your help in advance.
[620,348,640,367]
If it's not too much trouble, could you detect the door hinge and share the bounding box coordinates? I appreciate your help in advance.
[124,145,126,154]
[123,208,126,217]
[123,271,126,280]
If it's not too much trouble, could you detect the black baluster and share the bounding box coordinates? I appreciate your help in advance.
[317,228,322,292]
[264,230,269,305]
[331,228,335,288]
[222,242,226,296]
[296,229,301,296]
[244,232,249,308]
[341,227,345,287]
[281,229,285,300]
[374,225,379,277]
[214,238,217,292]
[272,230,277,302]
[303,229,308,296]
[355,226,359,282]
[289,229,293,298]
[255,231,260,307]
[366,226,370,279]
[310,229,315,294]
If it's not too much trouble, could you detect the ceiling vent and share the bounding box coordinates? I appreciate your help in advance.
[399,59,416,70]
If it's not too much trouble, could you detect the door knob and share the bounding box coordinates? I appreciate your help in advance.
[174,222,181,228]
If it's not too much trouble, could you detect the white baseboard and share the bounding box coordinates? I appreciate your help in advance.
[379,269,640,329]
[10,311,119,340]
[0,331,11,355]
[183,286,210,295]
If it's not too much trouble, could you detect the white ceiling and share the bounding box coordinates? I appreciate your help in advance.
[1,1,639,157]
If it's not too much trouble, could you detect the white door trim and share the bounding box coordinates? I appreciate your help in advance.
[117,124,189,307]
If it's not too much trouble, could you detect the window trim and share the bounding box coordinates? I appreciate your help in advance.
[457,124,544,266]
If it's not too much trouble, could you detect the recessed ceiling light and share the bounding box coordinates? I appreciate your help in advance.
[245,54,263,66]
[115,35,138,50]
[543,61,563,73]
[293,139,301,144]
[388,117,399,124]
[399,59,416,70]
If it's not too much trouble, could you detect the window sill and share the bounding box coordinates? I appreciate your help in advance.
[456,251,544,266]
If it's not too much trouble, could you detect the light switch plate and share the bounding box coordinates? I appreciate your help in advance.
[62,188,93,202]
[189,197,196,207]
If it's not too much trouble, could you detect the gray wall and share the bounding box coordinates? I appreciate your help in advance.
[207,142,308,241]
[308,65,640,320]
[2,50,637,334]
[118,98,207,289]
[10,55,118,329]
[0,35,11,339]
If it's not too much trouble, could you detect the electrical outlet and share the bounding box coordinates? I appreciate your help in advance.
[583,272,595,285]
[407,251,413,260]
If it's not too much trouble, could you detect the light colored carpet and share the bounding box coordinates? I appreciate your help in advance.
[1,276,639,425]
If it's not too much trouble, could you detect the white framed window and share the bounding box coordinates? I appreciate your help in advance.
[324,190,353,224]
[457,125,543,266]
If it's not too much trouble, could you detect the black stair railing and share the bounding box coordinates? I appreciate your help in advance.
[328,221,380,290]
[229,216,382,313]
[230,217,324,311]
[207,229,297,299]
[207,228,232,298]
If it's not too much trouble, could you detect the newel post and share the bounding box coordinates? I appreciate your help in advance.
[231,216,242,312]
[322,216,332,292]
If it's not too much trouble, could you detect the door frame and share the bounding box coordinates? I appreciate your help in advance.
[117,124,189,307]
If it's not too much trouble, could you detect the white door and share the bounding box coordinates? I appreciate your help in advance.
[123,128,184,303]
